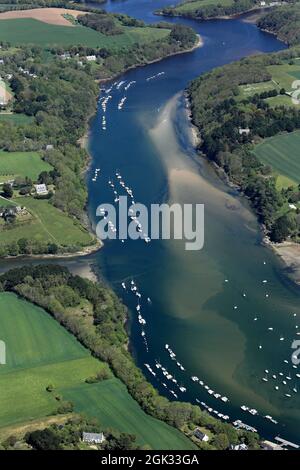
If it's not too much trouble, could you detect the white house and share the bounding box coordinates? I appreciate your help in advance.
[86,55,97,62]
[82,432,105,444]
[238,127,250,136]
[231,443,248,450]
[34,184,48,196]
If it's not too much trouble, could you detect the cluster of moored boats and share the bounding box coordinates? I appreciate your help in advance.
[99,79,139,130]
[260,366,298,398]
[146,72,165,82]
[107,170,150,243]
[121,279,149,351]
[226,269,299,401]
[197,400,230,422]
[99,74,165,130]
[91,168,100,182]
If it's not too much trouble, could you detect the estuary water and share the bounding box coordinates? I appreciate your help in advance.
[1,0,298,446]
[86,0,300,445]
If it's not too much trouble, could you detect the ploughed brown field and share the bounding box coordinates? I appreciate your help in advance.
[0,8,88,26]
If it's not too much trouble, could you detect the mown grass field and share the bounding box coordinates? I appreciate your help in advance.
[238,63,300,108]
[253,130,300,188]
[0,293,194,449]
[239,80,279,98]
[63,379,197,450]
[0,18,169,49]
[0,293,104,427]
[0,197,94,248]
[0,151,52,181]
[0,113,33,125]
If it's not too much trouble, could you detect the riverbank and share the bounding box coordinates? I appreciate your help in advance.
[269,241,300,285]
[155,5,273,22]
[97,33,203,85]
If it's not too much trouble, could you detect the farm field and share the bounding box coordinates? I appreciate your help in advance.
[0,293,194,450]
[239,80,279,98]
[0,197,94,248]
[63,379,197,450]
[0,8,89,26]
[0,151,52,181]
[0,113,33,125]
[238,62,300,108]
[0,17,169,49]
[267,63,300,92]
[0,292,104,427]
[253,130,300,188]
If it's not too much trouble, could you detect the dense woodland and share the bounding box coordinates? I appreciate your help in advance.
[158,0,257,19]
[258,4,300,45]
[188,47,300,242]
[0,264,261,450]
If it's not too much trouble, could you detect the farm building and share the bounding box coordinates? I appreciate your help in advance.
[238,127,250,136]
[86,55,96,62]
[34,183,48,196]
[193,428,209,442]
[82,432,105,444]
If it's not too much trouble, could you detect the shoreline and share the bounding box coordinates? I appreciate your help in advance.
[185,94,300,287]
[97,34,203,85]
[2,239,102,261]
[265,239,300,285]
[155,6,273,22]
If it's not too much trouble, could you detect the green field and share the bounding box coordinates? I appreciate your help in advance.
[267,64,300,92]
[0,293,104,427]
[253,131,300,188]
[0,293,194,449]
[238,63,300,108]
[0,197,94,248]
[0,113,33,125]
[0,151,52,181]
[0,18,169,49]
[239,80,279,98]
[63,379,196,450]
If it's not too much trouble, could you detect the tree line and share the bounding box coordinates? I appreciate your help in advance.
[188,47,300,242]
[0,264,260,450]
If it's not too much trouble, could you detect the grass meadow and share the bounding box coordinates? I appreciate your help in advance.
[0,293,195,449]
[0,18,169,49]
[253,131,300,188]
